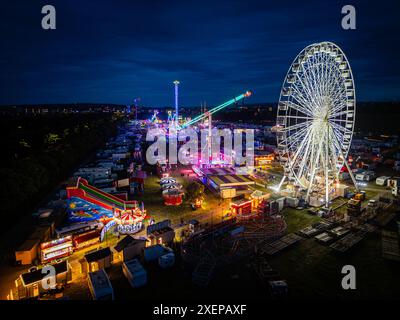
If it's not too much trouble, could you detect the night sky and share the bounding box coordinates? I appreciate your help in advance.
[0,0,399,106]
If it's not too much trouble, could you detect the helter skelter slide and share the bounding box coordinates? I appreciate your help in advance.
[66,177,138,213]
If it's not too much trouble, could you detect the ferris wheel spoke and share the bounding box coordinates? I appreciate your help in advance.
[329,119,349,123]
[329,109,349,119]
[330,104,347,118]
[281,120,312,133]
[320,59,333,100]
[294,73,320,112]
[291,85,316,113]
[286,124,312,152]
[290,131,307,163]
[328,126,342,175]
[330,131,347,161]
[328,122,350,152]
[330,87,347,107]
[324,58,337,92]
[299,65,317,101]
[319,58,329,96]
[288,127,313,174]
[287,101,314,117]
[305,65,322,108]
[296,130,314,183]
[321,62,333,102]
[329,124,346,142]
[325,65,341,95]
[286,128,312,153]
[312,76,325,113]
[285,115,313,120]
[329,120,350,134]
[306,128,326,198]
[310,59,325,101]
[292,83,315,111]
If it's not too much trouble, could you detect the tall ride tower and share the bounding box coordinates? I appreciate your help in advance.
[173,80,180,126]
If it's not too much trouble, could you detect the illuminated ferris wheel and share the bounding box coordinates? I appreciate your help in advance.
[276,41,357,206]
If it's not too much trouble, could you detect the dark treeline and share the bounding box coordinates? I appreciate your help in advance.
[352,102,400,134]
[0,112,123,232]
[211,101,400,134]
[213,103,276,125]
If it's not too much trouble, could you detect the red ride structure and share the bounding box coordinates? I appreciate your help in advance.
[162,189,184,206]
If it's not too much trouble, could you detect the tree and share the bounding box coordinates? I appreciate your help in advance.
[186,181,205,202]
[19,139,31,149]
[44,133,61,146]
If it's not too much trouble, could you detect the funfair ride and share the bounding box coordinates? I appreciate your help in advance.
[276,42,357,207]
[179,91,252,167]
[180,91,252,129]
[67,177,146,234]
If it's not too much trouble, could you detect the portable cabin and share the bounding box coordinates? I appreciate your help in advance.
[143,244,172,262]
[114,236,147,262]
[88,268,114,300]
[18,260,71,299]
[84,247,113,273]
[15,239,40,265]
[122,259,147,288]
[376,176,389,186]
[158,252,175,269]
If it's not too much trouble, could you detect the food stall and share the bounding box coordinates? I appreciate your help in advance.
[40,236,73,263]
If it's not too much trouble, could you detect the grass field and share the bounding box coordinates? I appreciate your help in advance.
[268,233,400,299]
[138,174,229,226]
[269,195,400,299]
[281,207,322,234]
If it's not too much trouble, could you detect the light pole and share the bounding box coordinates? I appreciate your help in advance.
[173,80,180,127]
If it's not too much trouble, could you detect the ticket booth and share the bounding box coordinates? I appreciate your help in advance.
[230,198,252,216]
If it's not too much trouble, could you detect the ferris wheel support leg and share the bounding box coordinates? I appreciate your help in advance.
[343,156,359,192]
[331,131,359,192]
[325,149,330,208]
[277,175,286,191]
[305,169,316,202]
[324,129,331,208]
[305,132,325,203]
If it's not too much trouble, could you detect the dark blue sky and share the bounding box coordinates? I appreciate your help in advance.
[0,0,399,106]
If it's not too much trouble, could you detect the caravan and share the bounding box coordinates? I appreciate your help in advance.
[376,176,389,186]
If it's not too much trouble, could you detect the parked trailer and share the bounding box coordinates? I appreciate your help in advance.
[286,197,299,208]
[76,167,111,174]
[56,221,103,238]
[93,178,114,186]
[376,176,390,186]
[356,171,375,182]
[143,244,172,262]
[158,252,175,269]
[122,259,147,288]
[88,268,114,300]
[364,171,375,181]
[355,173,365,181]
[89,172,111,180]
